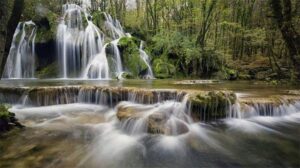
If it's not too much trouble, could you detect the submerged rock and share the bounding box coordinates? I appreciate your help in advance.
[116,103,166,134]
[147,112,168,134]
[116,105,145,120]
[116,102,189,135]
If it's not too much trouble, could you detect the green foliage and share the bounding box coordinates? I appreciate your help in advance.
[222,67,238,80]
[92,11,105,28]
[153,58,176,79]
[150,31,223,77]
[0,105,11,120]
[24,0,59,43]
[198,50,223,76]
[10,0,300,80]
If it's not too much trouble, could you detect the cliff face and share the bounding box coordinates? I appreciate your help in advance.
[0,0,25,76]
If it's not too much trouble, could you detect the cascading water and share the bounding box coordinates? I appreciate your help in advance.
[56,1,147,79]
[57,3,105,78]
[139,41,154,79]
[111,39,123,76]
[82,44,109,79]
[2,21,36,79]
[1,84,300,167]
[103,12,126,39]
[2,0,154,80]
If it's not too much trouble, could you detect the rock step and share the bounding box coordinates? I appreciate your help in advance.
[0,86,299,121]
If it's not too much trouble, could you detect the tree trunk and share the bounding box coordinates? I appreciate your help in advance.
[270,0,300,80]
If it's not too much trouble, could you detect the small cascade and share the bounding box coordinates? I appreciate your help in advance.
[82,44,109,79]
[111,39,123,76]
[2,85,299,122]
[227,96,300,119]
[139,41,154,79]
[2,21,36,79]
[117,94,191,135]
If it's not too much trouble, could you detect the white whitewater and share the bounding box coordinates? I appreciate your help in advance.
[139,41,154,79]
[3,0,154,79]
[8,90,300,167]
[103,12,126,39]
[57,3,106,78]
[2,21,36,79]
[57,1,140,79]
[82,44,109,79]
[111,39,123,76]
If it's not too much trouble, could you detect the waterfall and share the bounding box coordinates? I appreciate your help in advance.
[2,21,36,79]
[56,2,134,79]
[57,3,105,78]
[2,0,154,80]
[139,41,154,79]
[82,12,127,79]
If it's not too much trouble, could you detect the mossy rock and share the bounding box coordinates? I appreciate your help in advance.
[120,72,134,79]
[21,0,60,43]
[118,37,148,77]
[223,68,238,80]
[152,58,176,79]
[92,11,106,29]
[34,12,58,43]
[0,104,23,133]
[36,63,58,78]
[0,105,10,120]
[189,91,236,121]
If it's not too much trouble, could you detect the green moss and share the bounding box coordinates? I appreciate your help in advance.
[36,63,58,78]
[34,11,58,43]
[118,37,148,77]
[190,91,236,121]
[92,11,106,28]
[21,0,59,43]
[0,104,10,120]
[121,72,134,79]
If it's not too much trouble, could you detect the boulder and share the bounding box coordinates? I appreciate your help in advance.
[189,91,236,121]
[118,37,148,77]
[147,112,167,134]
[0,105,24,133]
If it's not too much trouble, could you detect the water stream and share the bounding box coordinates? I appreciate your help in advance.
[0,81,299,167]
[0,1,299,167]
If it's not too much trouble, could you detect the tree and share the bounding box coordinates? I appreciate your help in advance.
[270,0,300,80]
[196,0,217,49]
